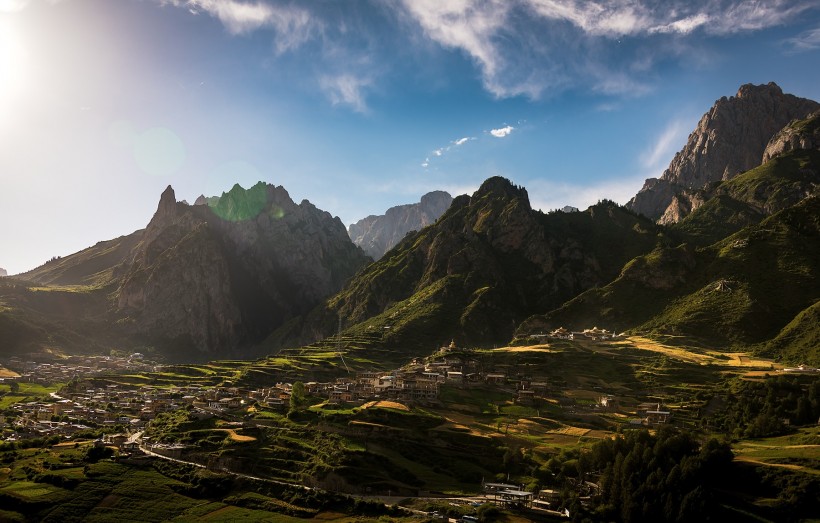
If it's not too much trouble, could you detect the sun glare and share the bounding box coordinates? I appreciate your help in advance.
[0,17,29,123]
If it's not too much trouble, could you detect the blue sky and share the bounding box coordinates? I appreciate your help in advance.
[1,0,820,274]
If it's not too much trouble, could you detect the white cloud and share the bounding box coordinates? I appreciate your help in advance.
[319,73,373,113]
[490,125,514,138]
[708,1,813,34]
[162,0,316,51]
[423,135,477,168]
[650,13,710,35]
[640,118,691,171]
[785,26,820,51]
[399,1,818,99]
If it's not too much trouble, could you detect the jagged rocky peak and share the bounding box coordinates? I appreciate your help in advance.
[155,185,178,220]
[116,180,370,356]
[628,82,820,222]
[348,190,453,260]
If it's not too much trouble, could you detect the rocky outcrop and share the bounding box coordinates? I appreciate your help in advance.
[348,191,452,259]
[0,268,7,277]
[657,190,705,224]
[762,110,820,163]
[117,182,371,355]
[629,82,820,222]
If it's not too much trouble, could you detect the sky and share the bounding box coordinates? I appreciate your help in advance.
[1,0,820,275]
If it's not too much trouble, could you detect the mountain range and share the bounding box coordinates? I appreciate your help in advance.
[1,82,818,365]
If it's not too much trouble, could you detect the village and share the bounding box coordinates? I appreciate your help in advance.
[0,334,671,447]
[0,353,156,385]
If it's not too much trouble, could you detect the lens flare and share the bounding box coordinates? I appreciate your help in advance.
[132,127,185,176]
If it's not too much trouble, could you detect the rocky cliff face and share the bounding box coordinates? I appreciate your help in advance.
[117,182,370,355]
[628,83,819,222]
[348,191,452,260]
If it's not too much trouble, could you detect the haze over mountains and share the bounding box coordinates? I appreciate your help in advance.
[348,191,453,260]
[1,82,818,366]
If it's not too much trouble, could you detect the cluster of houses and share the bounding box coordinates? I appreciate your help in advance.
[0,383,189,441]
[530,327,622,341]
[780,364,820,374]
[1,354,154,385]
[1,338,673,445]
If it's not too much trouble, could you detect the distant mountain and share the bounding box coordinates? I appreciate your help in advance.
[270,176,661,354]
[348,191,452,259]
[5,182,370,359]
[628,82,819,223]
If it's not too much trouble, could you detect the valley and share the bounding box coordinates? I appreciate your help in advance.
[1,82,819,521]
[1,334,818,521]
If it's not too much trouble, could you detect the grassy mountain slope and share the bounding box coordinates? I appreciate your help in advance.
[758,300,820,364]
[670,119,820,246]
[17,231,143,287]
[267,177,663,359]
[0,278,131,358]
[524,194,820,363]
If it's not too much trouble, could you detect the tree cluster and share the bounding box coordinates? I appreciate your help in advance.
[545,428,733,523]
[709,375,820,438]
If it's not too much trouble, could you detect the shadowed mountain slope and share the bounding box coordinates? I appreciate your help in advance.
[269,176,662,355]
[3,182,370,360]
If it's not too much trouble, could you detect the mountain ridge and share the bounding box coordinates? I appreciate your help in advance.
[267,176,662,355]
[628,82,819,222]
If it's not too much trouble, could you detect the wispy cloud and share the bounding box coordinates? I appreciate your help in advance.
[422,135,476,168]
[164,0,317,49]
[650,13,710,35]
[640,119,692,172]
[399,0,818,99]
[319,73,373,113]
[158,0,820,110]
[489,125,514,138]
[785,26,820,52]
